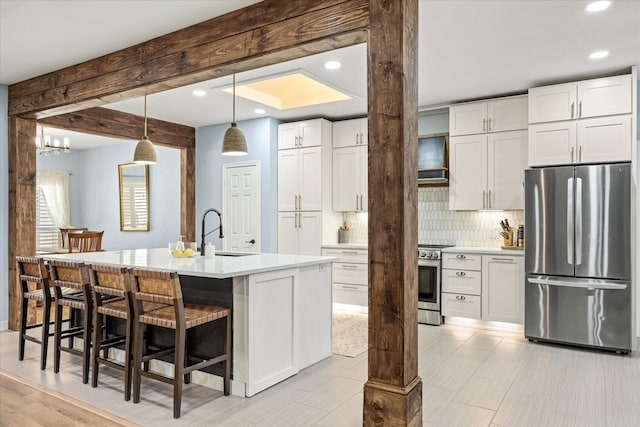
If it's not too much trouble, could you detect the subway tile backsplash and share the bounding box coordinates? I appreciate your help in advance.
[418,187,524,247]
[337,188,524,248]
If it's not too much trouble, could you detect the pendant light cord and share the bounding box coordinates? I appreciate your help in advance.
[143,95,148,138]
[232,74,236,123]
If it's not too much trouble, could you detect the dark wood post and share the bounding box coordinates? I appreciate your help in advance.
[8,116,37,330]
[364,0,421,425]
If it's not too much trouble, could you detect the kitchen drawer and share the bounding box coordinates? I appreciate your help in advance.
[442,269,481,295]
[333,263,367,285]
[441,293,481,319]
[442,253,482,271]
[333,283,367,306]
[322,248,367,264]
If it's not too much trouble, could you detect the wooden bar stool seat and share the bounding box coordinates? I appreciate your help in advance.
[48,259,94,384]
[130,268,231,419]
[89,264,167,401]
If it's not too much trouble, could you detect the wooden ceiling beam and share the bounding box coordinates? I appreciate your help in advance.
[9,0,368,117]
[38,107,195,149]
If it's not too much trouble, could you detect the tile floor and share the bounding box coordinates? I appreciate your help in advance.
[1,323,639,426]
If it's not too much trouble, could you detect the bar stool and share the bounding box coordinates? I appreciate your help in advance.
[88,264,167,400]
[16,256,57,370]
[48,259,93,384]
[130,268,231,419]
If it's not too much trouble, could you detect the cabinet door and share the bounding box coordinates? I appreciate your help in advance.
[298,212,322,255]
[277,212,298,254]
[278,150,299,211]
[441,293,481,319]
[333,119,360,148]
[299,147,322,210]
[488,130,527,210]
[482,256,523,324]
[528,82,577,123]
[577,115,631,164]
[278,122,300,150]
[449,135,487,210]
[578,75,632,118]
[528,121,577,167]
[359,145,368,212]
[449,102,487,136]
[332,147,359,211]
[299,119,323,148]
[487,97,528,132]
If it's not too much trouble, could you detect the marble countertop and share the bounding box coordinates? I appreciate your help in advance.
[442,246,525,256]
[40,248,337,279]
[321,243,368,250]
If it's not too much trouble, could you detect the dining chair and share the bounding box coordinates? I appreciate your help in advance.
[130,267,231,419]
[68,231,103,253]
[59,228,88,250]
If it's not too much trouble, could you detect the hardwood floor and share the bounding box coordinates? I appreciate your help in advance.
[0,370,138,427]
[1,321,639,426]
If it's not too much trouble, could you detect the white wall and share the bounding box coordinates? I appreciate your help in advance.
[0,84,8,329]
[38,143,181,251]
[195,117,279,253]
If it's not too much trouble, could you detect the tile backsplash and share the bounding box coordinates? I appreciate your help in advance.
[336,187,524,248]
[418,187,524,247]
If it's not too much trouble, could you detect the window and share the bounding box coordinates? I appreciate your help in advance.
[36,187,59,248]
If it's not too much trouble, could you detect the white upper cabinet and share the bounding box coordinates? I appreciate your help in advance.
[529,75,631,124]
[449,134,488,210]
[332,118,367,148]
[278,147,322,211]
[449,96,527,136]
[527,74,632,166]
[332,145,367,212]
[278,119,327,150]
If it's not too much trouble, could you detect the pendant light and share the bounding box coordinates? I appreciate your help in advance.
[133,95,157,164]
[221,74,248,156]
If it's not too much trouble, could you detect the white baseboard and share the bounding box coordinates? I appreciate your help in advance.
[0,321,8,332]
[443,316,524,334]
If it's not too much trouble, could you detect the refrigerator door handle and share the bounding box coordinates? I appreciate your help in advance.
[527,276,628,290]
[575,177,582,266]
[567,177,574,265]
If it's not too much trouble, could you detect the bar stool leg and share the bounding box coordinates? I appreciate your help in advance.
[54,301,63,373]
[91,308,101,388]
[184,332,191,385]
[40,299,52,370]
[18,296,28,361]
[82,305,92,384]
[224,315,231,396]
[132,320,143,404]
[124,316,132,401]
[173,325,186,419]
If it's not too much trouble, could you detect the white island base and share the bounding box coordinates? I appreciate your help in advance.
[41,249,335,397]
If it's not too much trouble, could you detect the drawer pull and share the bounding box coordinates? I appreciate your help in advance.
[455,295,466,301]
[341,285,360,290]
[491,257,515,262]
[338,264,359,269]
[341,251,359,255]
[456,271,466,277]
[456,254,467,260]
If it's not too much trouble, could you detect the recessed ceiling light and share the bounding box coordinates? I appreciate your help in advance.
[586,1,611,13]
[192,89,207,97]
[324,60,341,70]
[254,108,266,114]
[589,50,609,59]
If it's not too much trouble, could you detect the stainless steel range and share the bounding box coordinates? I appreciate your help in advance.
[417,244,453,326]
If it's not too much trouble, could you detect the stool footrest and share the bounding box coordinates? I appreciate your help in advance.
[184,354,227,375]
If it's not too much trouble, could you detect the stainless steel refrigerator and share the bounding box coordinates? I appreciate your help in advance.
[524,163,632,353]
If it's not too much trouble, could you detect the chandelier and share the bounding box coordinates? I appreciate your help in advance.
[35,126,70,156]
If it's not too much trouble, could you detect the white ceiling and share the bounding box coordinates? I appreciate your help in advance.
[2,0,639,149]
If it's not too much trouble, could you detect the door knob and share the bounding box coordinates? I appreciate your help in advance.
[245,239,256,244]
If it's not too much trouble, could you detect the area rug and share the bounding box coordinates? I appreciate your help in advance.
[332,312,368,357]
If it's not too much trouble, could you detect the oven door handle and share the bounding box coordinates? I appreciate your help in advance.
[418,260,440,267]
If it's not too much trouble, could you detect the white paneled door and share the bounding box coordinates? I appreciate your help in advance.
[223,162,260,252]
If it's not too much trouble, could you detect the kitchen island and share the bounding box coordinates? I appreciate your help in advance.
[41,248,336,397]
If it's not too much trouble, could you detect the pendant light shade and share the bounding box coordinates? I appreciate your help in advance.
[134,95,157,164]
[222,74,248,156]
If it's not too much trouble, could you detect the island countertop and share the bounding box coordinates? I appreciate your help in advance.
[40,248,337,279]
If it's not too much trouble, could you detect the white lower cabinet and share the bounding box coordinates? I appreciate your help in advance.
[482,255,524,323]
[278,212,322,255]
[442,252,524,324]
[322,247,368,307]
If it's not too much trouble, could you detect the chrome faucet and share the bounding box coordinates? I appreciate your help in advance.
[201,208,224,255]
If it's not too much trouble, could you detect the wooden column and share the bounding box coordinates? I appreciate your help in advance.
[180,146,196,242]
[8,117,37,330]
[364,0,421,425]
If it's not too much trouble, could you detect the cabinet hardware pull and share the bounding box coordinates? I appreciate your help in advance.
[491,257,514,262]
[579,101,582,118]
[483,190,486,209]
[482,118,486,132]
[455,295,466,301]
[356,195,359,211]
[360,132,364,144]
[571,102,574,119]
[579,146,582,162]
[357,133,361,145]
[339,264,359,269]
[298,212,302,228]
[456,254,467,260]
[360,194,364,211]
[456,271,466,276]
[342,285,359,290]
[488,117,492,131]
[298,194,302,209]
[571,147,574,163]
[488,190,492,208]
[299,136,303,146]
[341,251,359,255]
